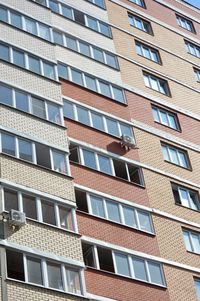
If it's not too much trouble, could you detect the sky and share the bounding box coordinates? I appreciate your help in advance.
[183,0,200,9]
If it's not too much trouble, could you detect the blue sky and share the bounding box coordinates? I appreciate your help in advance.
[183,0,200,9]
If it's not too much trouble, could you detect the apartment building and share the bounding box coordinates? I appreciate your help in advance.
[0,0,200,300]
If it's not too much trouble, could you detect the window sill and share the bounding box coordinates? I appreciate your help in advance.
[144,85,171,98]
[154,120,181,133]
[175,202,200,213]
[163,159,192,171]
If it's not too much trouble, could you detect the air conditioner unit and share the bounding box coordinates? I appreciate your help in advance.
[9,210,26,227]
[121,134,136,149]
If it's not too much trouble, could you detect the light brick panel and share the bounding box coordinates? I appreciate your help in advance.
[0,156,75,201]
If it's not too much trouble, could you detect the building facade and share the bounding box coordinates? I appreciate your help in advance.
[0,0,200,300]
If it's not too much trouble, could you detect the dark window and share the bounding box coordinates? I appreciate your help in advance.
[82,243,95,267]
[74,10,85,25]
[69,144,80,163]
[4,189,18,211]
[75,189,88,212]
[97,247,114,273]
[6,250,25,281]
[35,143,51,169]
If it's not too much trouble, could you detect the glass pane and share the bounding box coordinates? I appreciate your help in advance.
[85,75,97,91]
[143,47,151,59]
[112,86,124,103]
[25,18,37,34]
[2,133,15,156]
[79,42,90,56]
[39,24,50,40]
[168,114,177,129]
[31,97,46,118]
[178,152,188,168]
[87,16,98,31]
[49,0,59,12]
[152,108,159,122]
[82,149,97,169]
[98,155,112,174]
[148,262,163,285]
[123,206,137,227]
[99,81,111,98]
[18,138,33,162]
[22,194,37,219]
[169,148,179,164]
[162,145,170,161]
[132,257,147,281]
[53,31,63,45]
[138,211,152,232]
[0,85,12,105]
[77,106,90,125]
[195,280,200,301]
[4,189,18,211]
[66,36,77,51]
[150,77,159,91]
[91,112,104,131]
[106,53,117,68]
[160,111,168,125]
[43,62,55,79]
[0,7,7,22]
[58,64,68,79]
[90,195,105,218]
[106,118,119,136]
[191,233,200,253]
[15,91,29,112]
[115,253,130,276]
[120,124,132,136]
[106,200,120,222]
[52,150,67,174]
[179,188,190,208]
[10,12,22,28]
[62,6,73,19]
[66,269,81,294]
[0,44,9,61]
[47,103,61,124]
[13,49,25,67]
[71,69,83,85]
[59,206,74,230]
[183,231,192,251]
[27,257,42,285]
[47,262,63,290]
[41,200,56,225]
[99,22,110,36]
[93,48,104,62]
[28,56,40,74]
[189,192,198,210]
[63,101,74,119]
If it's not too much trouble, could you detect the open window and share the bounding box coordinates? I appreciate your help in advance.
[6,250,25,281]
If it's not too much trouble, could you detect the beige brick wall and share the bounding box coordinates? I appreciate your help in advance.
[153,215,200,267]
[7,220,83,261]
[134,128,200,185]
[0,23,56,61]
[4,0,52,23]
[143,169,200,224]
[0,156,75,201]
[0,62,61,103]
[164,265,200,301]
[0,106,67,149]
[7,281,86,301]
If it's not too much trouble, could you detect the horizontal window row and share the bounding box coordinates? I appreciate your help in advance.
[135,41,161,64]
[152,106,180,131]
[85,0,106,9]
[172,183,199,211]
[33,0,111,37]
[0,131,68,174]
[2,186,75,231]
[63,99,133,137]
[69,143,143,186]
[75,189,154,233]
[0,42,56,80]
[0,5,52,42]
[183,229,200,254]
[6,249,83,295]
[82,242,165,286]
[162,143,190,169]
[53,30,118,69]
[0,83,62,125]
[58,63,126,103]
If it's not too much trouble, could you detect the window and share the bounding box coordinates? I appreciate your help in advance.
[194,68,200,82]
[2,186,76,231]
[0,5,52,42]
[82,242,165,286]
[85,0,106,9]
[135,41,160,63]
[0,132,68,174]
[53,30,118,69]
[0,42,57,80]
[176,15,195,32]
[195,279,200,301]
[185,41,200,59]
[58,64,126,104]
[143,72,171,96]
[128,13,153,34]
[69,144,143,186]
[6,250,83,295]
[63,100,132,137]
[152,106,179,130]
[183,229,200,254]
[75,189,154,233]
[161,143,190,169]
[129,0,145,7]
[172,183,199,211]
[0,83,62,124]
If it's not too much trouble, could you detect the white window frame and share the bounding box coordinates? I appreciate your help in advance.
[185,41,200,58]
[161,143,190,168]
[135,41,160,63]
[128,14,152,34]
[183,229,200,254]
[143,73,170,96]
[152,106,179,130]
[176,15,195,32]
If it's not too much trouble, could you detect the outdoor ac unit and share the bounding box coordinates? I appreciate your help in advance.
[121,134,136,149]
[9,210,26,227]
